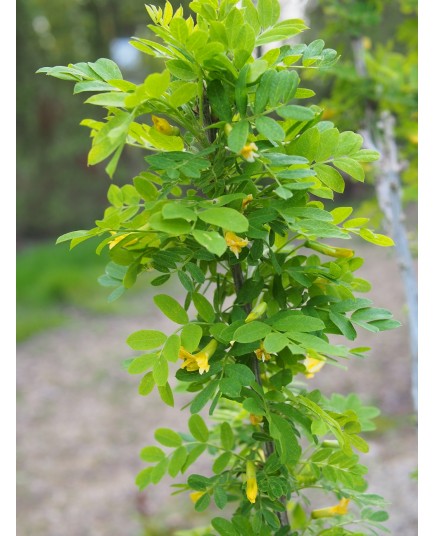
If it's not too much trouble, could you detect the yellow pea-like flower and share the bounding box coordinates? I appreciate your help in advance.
[241,194,254,211]
[224,231,249,258]
[178,339,218,375]
[255,341,271,363]
[304,354,326,379]
[249,414,263,425]
[240,143,259,163]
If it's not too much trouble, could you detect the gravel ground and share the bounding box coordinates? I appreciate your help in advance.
[17,242,418,535]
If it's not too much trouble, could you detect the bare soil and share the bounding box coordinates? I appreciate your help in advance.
[17,242,417,535]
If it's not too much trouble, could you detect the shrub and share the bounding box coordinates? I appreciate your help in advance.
[38,1,399,533]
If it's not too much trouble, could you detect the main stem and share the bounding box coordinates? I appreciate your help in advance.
[201,81,289,525]
[230,263,290,528]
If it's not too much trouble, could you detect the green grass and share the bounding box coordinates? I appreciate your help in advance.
[17,240,134,341]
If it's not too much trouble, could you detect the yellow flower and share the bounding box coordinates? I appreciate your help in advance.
[311,498,350,519]
[190,491,206,504]
[224,231,249,258]
[240,142,259,162]
[241,194,254,211]
[151,115,180,136]
[178,339,217,375]
[304,354,326,379]
[108,232,138,250]
[255,341,271,363]
[249,414,263,425]
[245,461,258,504]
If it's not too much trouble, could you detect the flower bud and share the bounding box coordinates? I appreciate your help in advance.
[305,240,354,259]
[108,232,139,250]
[245,302,267,323]
[311,498,350,519]
[224,123,233,136]
[190,491,205,504]
[245,461,258,504]
[152,115,180,136]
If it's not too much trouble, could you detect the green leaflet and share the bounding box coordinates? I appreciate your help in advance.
[158,383,174,407]
[334,157,365,182]
[207,79,232,121]
[188,414,209,442]
[263,332,289,353]
[359,228,395,246]
[128,354,158,374]
[154,428,183,448]
[168,446,188,477]
[181,323,203,352]
[192,293,215,323]
[211,517,238,536]
[88,112,132,166]
[228,120,250,153]
[257,0,280,29]
[287,127,320,163]
[220,422,235,450]
[256,116,285,142]
[127,330,167,350]
[154,294,189,324]
[198,207,249,232]
[162,203,197,222]
[269,414,301,465]
[169,82,198,107]
[149,213,192,235]
[192,230,228,256]
[140,446,165,462]
[153,356,169,386]
[138,372,155,396]
[166,59,198,80]
[233,321,272,342]
[277,104,315,121]
[85,92,128,107]
[162,334,181,363]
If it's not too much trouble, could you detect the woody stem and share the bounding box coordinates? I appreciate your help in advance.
[230,263,290,528]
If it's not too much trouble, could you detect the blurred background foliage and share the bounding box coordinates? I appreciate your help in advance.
[16,0,417,340]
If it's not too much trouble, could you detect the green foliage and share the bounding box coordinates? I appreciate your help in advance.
[310,0,418,202]
[39,0,400,533]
